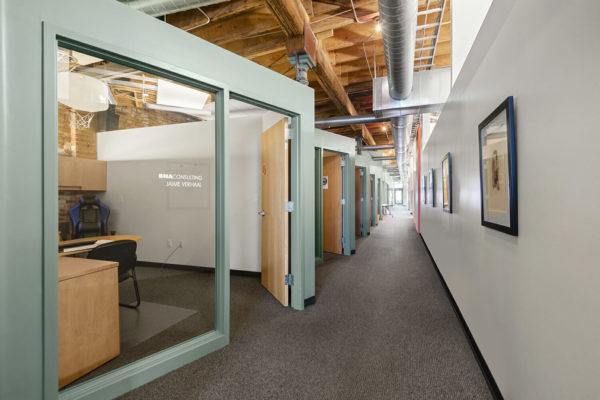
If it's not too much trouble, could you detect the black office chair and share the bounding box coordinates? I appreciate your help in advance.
[88,240,141,309]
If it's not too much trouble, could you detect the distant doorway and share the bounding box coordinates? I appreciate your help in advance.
[323,151,343,255]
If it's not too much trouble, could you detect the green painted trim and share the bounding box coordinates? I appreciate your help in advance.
[59,332,228,400]
[314,147,323,264]
[342,153,351,256]
[289,115,304,309]
[347,155,356,253]
[43,25,230,400]
[370,174,377,226]
[359,167,368,236]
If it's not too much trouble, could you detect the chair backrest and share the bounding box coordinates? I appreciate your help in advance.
[87,240,137,280]
[69,195,110,238]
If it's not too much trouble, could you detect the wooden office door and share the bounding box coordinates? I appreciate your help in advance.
[355,168,361,236]
[261,118,289,306]
[323,152,343,254]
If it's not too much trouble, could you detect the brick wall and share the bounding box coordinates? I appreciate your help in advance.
[58,103,98,160]
[115,104,196,129]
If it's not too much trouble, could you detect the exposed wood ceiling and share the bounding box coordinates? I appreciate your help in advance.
[164,0,452,144]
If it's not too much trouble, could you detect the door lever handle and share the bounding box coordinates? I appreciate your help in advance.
[258,211,265,216]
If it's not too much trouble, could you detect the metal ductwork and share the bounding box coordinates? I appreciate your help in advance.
[378,0,418,100]
[363,144,394,150]
[391,115,412,170]
[315,114,391,128]
[371,156,396,161]
[118,0,229,17]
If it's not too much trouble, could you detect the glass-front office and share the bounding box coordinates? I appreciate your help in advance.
[55,45,221,391]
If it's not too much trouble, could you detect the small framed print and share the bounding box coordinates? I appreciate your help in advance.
[442,153,452,213]
[478,96,517,235]
[428,168,434,206]
[422,175,427,204]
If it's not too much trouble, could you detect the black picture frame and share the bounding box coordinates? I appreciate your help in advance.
[478,96,518,235]
[428,168,434,206]
[442,153,452,213]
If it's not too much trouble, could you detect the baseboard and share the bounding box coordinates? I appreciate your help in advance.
[418,234,504,400]
[304,296,316,307]
[138,261,260,277]
[230,270,261,278]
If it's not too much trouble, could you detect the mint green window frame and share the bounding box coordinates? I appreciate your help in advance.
[1,2,314,396]
[43,28,230,400]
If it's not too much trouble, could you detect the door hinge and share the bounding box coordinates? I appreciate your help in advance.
[341,159,345,167]
[285,274,293,286]
[285,201,294,212]
[285,128,293,140]
[341,236,345,245]
[341,198,346,205]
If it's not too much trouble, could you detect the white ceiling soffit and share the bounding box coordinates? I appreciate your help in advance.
[156,79,210,110]
[373,67,452,116]
[118,0,231,17]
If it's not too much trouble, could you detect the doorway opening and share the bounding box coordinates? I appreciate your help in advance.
[355,166,367,237]
[322,150,344,255]
[225,97,291,307]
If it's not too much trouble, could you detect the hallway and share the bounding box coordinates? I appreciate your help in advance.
[122,207,492,399]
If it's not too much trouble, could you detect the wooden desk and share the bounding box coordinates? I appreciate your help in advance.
[59,235,141,257]
[58,257,120,388]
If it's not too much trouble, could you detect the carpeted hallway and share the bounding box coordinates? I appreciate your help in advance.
[121,206,493,399]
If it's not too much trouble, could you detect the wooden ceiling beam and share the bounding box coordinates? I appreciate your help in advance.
[166,0,265,31]
[221,33,286,59]
[185,8,280,46]
[264,0,376,144]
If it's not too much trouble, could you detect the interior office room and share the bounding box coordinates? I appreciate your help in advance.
[3,0,600,399]
[55,45,293,388]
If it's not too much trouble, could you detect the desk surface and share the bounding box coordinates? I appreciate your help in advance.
[59,235,141,257]
[58,257,118,281]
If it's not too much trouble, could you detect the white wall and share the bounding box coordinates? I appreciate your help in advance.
[98,116,272,272]
[451,0,493,85]
[421,0,600,398]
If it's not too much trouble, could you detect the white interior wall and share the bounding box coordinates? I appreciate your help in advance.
[451,0,493,85]
[98,115,273,272]
[421,0,600,398]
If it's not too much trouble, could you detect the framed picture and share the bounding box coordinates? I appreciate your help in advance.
[441,153,452,213]
[478,96,517,235]
[428,168,434,206]
[422,175,427,204]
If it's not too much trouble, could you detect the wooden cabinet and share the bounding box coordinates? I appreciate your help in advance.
[58,257,120,388]
[58,155,107,191]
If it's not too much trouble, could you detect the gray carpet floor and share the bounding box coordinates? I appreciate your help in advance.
[120,206,492,399]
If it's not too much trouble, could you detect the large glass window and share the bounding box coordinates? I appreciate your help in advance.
[56,46,216,390]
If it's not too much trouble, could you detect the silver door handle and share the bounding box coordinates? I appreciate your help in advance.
[258,211,265,216]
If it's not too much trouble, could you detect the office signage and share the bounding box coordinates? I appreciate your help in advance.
[158,173,203,188]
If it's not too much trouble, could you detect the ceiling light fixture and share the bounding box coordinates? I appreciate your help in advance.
[375,22,381,32]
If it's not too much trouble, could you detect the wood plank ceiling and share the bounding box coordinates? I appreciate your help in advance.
[164,0,451,144]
